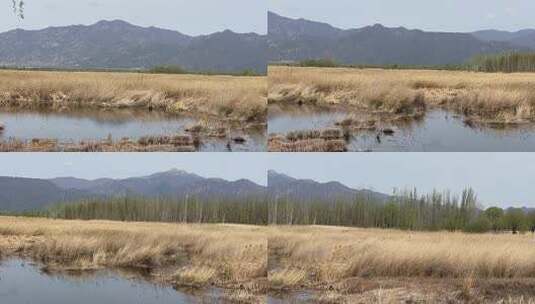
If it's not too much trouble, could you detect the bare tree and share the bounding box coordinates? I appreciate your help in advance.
[11,0,24,19]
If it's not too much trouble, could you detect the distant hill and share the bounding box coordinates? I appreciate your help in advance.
[268,12,529,66]
[472,29,535,49]
[0,169,266,212]
[0,20,267,73]
[268,170,390,202]
[0,177,90,211]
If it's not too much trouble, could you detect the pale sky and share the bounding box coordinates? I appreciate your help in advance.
[270,0,535,32]
[1,0,267,35]
[269,153,535,209]
[0,153,268,186]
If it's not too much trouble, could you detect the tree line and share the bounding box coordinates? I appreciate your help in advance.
[283,52,535,73]
[21,196,268,225]
[268,188,535,234]
[469,52,535,73]
[10,188,535,233]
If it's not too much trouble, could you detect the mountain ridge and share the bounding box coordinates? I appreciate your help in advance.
[0,169,266,212]
[268,12,531,65]
[268,170,391,202]
[0,20,267,73]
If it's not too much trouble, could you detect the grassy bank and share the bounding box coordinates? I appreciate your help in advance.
[0,216,267,302]
[269,66,535,124]
[0,69,267,123]
[268,132,347,152]
[0,136,198,152]
[268,226,535,303]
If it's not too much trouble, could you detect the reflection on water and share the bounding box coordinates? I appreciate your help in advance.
[0,109,195,141]
[0,259,222,304]
[268,104,535,152]
[268,104,349,134]
[202,125,267,152]
[350,111,535,152]
[0,109,266,152]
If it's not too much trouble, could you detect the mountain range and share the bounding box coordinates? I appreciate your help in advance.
[268,12,535,66]
[268,170,390,202]
[5,15,534,72]
[0,20,267,73]
[0,170,393,212]
[2,170,531,213]
[0,169,266,212]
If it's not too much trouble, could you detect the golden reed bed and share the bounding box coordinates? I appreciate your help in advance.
[0,70,267,123]
[268,225,535,303]
[269,66,535,124]
[0,216,267,302]
[4,216,535,302]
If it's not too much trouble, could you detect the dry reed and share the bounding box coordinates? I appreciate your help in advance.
[0,70,267,123]
[0,216,267,291]
[269,226,535,282]
[269,66,535,123]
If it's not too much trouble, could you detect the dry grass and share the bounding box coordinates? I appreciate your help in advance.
[269,66,535,123]
[267,225,535,303]
[268,128,348,152]
[269,226,535,282]
[0,136,198,152]
[0,70,267,123]
[268,135,347,152]
[0,216,267,293]
[269,268,307,288]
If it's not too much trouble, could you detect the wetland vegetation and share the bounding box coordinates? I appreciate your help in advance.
[268,225,535,303]
[0,216,268,303]
[268,65,535,152]
[265,183,535,303]
[0,69,267,152]
[3,182,535,303]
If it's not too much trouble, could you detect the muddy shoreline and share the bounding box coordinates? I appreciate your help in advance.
[268,277,535,303]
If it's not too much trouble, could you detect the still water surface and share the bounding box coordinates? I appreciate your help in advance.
[0,259,221,304]
[268,104,535,152]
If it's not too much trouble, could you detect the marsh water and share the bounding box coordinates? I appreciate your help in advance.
[268,104,348,134]
[268,104,535,152]
[0,259,223,304]
[0,109,266,152]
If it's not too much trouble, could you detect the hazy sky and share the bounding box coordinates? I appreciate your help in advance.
[1,0,267,35]
[0,153,268,185]
[270,0,535,32]
[269,153,535,208]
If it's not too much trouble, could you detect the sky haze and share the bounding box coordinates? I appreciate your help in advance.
[1,0,267,35]
[270,0,535,32]
[0,153,268,185]
[269,153,535,208]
